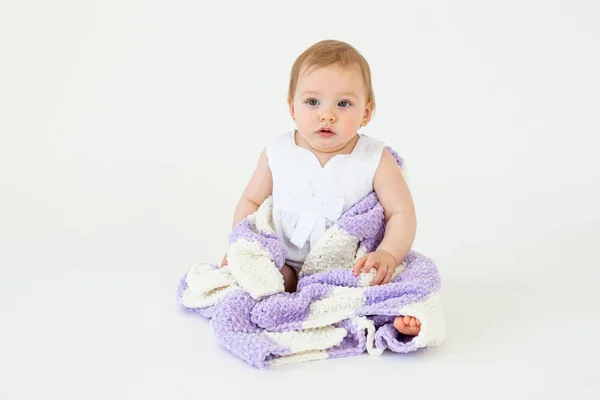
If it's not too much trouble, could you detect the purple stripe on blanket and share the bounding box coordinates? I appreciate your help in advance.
[229,219,286,269]
[211,290,291,368]
[327,320,368,359]
[385,146,405,169]
[296,268,362,291]
[370,315,396,326]
[375,323,419,353]
[335,194,385,246]
[250,284,333,331]
[176,274,187,303]
[360,251,440,310]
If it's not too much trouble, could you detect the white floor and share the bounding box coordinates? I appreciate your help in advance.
[2,168,599,400]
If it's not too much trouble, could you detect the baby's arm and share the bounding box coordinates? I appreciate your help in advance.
[221,148,272,267]
[231,148,273,228]
[373,149,417,265]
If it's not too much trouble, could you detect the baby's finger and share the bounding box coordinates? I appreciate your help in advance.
[363,255,379,273]
[372,265,387,285]
[383,265,395,284]
[353,256,367,275]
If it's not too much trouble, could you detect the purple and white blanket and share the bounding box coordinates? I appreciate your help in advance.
[177,160,446,368]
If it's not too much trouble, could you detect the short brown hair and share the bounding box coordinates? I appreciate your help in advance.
[288,40,375,110]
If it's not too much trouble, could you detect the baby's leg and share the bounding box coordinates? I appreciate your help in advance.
[280,263,298,293]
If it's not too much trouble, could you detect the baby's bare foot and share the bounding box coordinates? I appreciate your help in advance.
[393,315,421,336]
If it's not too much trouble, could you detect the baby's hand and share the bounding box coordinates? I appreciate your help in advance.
[352,250,398,285]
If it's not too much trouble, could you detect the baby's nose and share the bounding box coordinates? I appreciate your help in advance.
[319,110,336,122]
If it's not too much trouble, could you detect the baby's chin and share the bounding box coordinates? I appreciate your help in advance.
[308,135,339,145]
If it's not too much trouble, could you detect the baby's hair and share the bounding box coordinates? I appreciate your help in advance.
[288,40,375,111]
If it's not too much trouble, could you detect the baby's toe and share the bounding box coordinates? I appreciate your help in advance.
[393,316,405,330]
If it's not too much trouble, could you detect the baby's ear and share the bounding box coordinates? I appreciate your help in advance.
[362,102,374,124]
[288,98,295,119]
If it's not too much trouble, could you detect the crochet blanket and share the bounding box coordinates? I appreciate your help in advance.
[177,158,446,368]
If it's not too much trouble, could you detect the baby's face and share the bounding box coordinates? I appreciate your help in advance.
[290,64,372,153]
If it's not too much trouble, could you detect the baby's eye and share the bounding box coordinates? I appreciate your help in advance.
[306,98,320,106]
[338,100,351,108]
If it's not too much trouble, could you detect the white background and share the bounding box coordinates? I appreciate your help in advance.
[1,0,599,398]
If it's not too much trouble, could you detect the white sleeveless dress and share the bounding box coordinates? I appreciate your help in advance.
[265,130,386,272]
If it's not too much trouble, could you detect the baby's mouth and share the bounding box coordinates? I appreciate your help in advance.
[317,128,335,136]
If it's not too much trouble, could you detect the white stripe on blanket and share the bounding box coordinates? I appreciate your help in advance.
[354,316,384,356]
[182,263,239,308]
[267,351,329,367]
[227,238,285,300]
[301,226,360,278]
[265,326,347,353]
[399,292,447,348]
[302,287,367,329]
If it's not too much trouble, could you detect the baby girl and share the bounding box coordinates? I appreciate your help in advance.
[221,39,420,336]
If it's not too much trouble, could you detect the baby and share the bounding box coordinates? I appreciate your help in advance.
[221,40,420,336]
